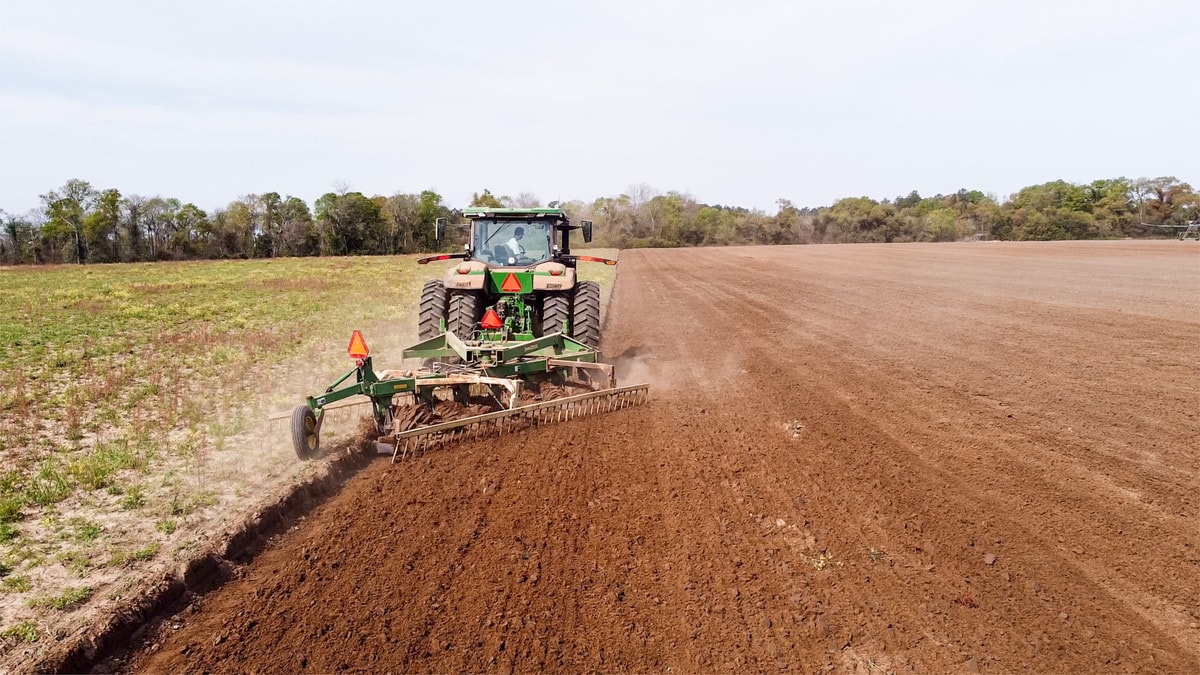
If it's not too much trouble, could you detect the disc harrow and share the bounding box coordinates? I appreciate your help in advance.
[289,329,648,461]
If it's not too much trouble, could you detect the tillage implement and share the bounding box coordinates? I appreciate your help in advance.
[289,207,649,461]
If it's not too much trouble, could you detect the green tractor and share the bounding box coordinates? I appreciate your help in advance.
[417,207,615,347]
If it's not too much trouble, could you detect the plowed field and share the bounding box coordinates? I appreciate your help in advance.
[126,241,1199,673]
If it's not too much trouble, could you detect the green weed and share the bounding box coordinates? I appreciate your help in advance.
[70,519,103,544]
[25,460,71,506]
[3,576,31,593]
[0,469,20,495]
[132,542,159,561]
[67,440,139,490]
[155,519,177,534]
[110,542,159,567]
[28,586,92,610]
[57,550,93,576]
[0,620,39,643]
[120,484,145,510]
[0,494,23,523]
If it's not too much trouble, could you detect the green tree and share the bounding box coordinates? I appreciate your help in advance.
[1,211,37,264]
[315,191,385,255]
[84,188,122,262]
[470,189,504,208]
[168,203,208,258]
[40,179,96,263]
[279,197,317,256]
[414,190,452,252]
[258,192,283,257]
[120,195,148,261]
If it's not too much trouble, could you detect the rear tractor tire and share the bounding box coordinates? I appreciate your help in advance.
[571,280,601,348]
[291,405,319,460]
[540,293,571,337]
[418,280,447,340]
[447,291,482,340]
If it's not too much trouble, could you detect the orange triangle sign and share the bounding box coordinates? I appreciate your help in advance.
[500,273,523,293]
[481,309,503,329]
[347,330,369,358]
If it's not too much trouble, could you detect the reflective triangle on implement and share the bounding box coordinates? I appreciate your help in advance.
[481,309,503,329]
[347,330,369,358]
[500,273,523,293]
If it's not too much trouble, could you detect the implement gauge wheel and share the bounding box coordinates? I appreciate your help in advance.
[291,405,319,460]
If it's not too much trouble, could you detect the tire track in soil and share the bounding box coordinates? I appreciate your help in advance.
[124,241,1199,673]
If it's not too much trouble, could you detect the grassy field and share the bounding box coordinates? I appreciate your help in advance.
[0,252,618,653]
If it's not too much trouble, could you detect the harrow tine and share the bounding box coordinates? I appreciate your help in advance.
[388,384,649,463]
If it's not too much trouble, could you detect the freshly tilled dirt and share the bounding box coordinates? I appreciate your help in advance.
[125,241,1199,672]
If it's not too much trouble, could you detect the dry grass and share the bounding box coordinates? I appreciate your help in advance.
[0,255,428,658]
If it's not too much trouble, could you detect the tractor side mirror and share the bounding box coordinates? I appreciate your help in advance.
[435,217,446,241]
[581,220,593,243]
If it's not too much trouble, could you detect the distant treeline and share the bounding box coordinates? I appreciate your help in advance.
[1,177,1195,265]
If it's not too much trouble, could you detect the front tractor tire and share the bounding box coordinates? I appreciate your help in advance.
[418,280,447,340]
[571,280,601,348]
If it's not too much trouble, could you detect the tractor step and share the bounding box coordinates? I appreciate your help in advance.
[385,384,649,462]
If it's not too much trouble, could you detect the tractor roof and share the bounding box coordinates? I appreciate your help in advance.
[461,207,567,221]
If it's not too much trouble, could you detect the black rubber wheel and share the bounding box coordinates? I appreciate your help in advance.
[571,280,601,348]
[417,280,447,340]
[447,291,482,340]
[291,405,319,460]
[539,293,571,337]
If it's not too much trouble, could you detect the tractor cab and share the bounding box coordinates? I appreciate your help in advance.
[469,215,555,267]
[456,207,590,269]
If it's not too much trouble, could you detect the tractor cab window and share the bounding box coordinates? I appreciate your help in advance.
[473,219,552,265]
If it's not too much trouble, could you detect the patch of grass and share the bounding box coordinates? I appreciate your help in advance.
[24,459,71,506]
[3,576,31,593]
[57,550,93,576]
[0,523,17,542]
[120,484,146,510]
[0,469,21,494]
[0,494,23,523]
[155,519,177,534]
[28,586,92,610]
[1,620,39,643]
[67,441,137,491]
[110,542,159,567]
[70,519,103,544]
[132,542,159,561]
[169,489,215,516]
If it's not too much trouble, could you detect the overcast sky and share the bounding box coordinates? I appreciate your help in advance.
[1,0,1197,215]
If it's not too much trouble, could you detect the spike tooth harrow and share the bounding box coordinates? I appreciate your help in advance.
[388,384,649,462]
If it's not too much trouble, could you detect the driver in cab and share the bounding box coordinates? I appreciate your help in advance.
[505,227,525,258]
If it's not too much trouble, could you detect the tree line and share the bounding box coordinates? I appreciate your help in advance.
[1,176,1194,265]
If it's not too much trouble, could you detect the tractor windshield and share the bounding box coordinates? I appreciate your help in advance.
[473,219,553,265]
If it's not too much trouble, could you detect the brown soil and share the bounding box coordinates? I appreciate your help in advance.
[121,241,1199,673]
